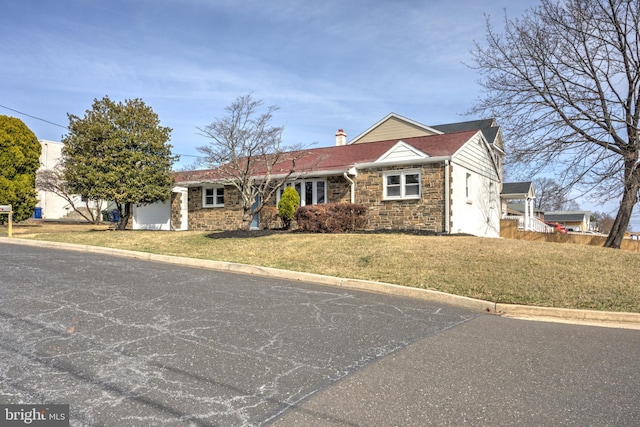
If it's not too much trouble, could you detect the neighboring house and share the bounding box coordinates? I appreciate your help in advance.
[35,140,100,220]
[500,181,551,232]
[171,113,505,237]
[35,139,186,228]
[36,140,66,219]
[543,211,593,232]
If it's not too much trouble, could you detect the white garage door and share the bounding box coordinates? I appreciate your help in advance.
[133,201,171,230]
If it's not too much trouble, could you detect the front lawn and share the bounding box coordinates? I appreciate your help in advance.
[4,223,639,313]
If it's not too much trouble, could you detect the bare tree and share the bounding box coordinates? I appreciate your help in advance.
[470,0,640,248]
[592,210,617,233]
[533,177,565,211]
[36,166,105,223]
[196,94,308,230]
[533,176,581,211]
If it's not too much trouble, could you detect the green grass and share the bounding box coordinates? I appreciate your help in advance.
[5,224,640,313]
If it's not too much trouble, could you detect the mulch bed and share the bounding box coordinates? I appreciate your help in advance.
[205,229,442,239]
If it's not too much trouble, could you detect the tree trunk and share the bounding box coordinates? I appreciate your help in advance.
[604,179,639,249]
[116,202,132,230]
[241,209,253,231]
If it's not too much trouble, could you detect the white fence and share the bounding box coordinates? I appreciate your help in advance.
[503,215,554,233]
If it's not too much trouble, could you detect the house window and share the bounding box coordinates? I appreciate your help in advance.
[203,186,224,207]
[465,173,472,200]
[278,179,327,206]
[383,170,421,200]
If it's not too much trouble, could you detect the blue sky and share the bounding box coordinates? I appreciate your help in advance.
[1,0,538,161]
[2,0,637,227]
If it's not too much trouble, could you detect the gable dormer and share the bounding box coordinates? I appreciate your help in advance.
[374,141,429,164]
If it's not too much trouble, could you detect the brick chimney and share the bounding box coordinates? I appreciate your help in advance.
[335,129,347,146]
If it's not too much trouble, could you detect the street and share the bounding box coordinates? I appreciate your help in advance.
[1,243,639,426]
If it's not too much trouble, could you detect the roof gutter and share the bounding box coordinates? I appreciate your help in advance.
[354,155,452,170]
[176,168,353,187]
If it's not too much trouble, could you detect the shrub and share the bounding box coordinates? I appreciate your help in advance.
[260,206,278,229]
[0,116,41,223]
[278,187,300,229]
[295,203,367,233]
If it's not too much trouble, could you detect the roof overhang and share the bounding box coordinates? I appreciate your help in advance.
[177,168,353,186]
[355,155,452,170]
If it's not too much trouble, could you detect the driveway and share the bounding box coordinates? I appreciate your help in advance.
[1,243,639,426]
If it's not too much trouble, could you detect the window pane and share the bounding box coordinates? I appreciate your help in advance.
[216,188,224,205]
[387,186,401,197]
[316,181,325,204]
[205,188,214,205]
[305,181,313,205]
[295,183,302,199]
[405,174,419,184]
[387,175,400,185]
[405,184,419,196]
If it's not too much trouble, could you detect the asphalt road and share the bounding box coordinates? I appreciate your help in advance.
[1,243,639,426]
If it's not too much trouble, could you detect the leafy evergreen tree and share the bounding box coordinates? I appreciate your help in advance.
[61,97,177,229]
[278,186,300,229]
[0,116,41,222]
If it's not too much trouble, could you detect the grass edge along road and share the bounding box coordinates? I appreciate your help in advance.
[3,223,639,313]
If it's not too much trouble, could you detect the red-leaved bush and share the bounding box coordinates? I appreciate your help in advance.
[295,203,367,233]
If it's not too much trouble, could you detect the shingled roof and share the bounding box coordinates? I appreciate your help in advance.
[501,182,533,196]
[431,119,501,148]
[175,129,479,184]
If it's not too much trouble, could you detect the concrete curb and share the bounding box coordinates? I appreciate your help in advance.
[2,237,639,329]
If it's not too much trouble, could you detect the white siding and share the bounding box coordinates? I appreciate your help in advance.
[376,141,428,163]
[133,201,171,230]
[450,134,501,237]
[36,140,102,220]
[37,141,71,219]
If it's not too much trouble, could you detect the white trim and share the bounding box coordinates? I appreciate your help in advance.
[374,141,429,164]
[355,155,451,170]
[383,170,421,201]
[277,179,327,206]
[444,160,450,234]
[180,168,351,187]
[202,185,224,208]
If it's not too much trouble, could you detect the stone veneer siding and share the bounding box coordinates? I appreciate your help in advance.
[354,163,447,231]
[183,165,449,232]
[170,191,182,230]
[185,177,353,231]
[187,186,243,231]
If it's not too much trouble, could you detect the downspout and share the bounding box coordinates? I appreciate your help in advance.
[444,160,450,234]
[343,170,355,203]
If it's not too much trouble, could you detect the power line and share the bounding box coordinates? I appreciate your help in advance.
[0,103,206,159]
[0,104,67,128]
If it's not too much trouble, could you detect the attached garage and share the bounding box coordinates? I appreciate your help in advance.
[133,201,171,230]
[132,187,188,231]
